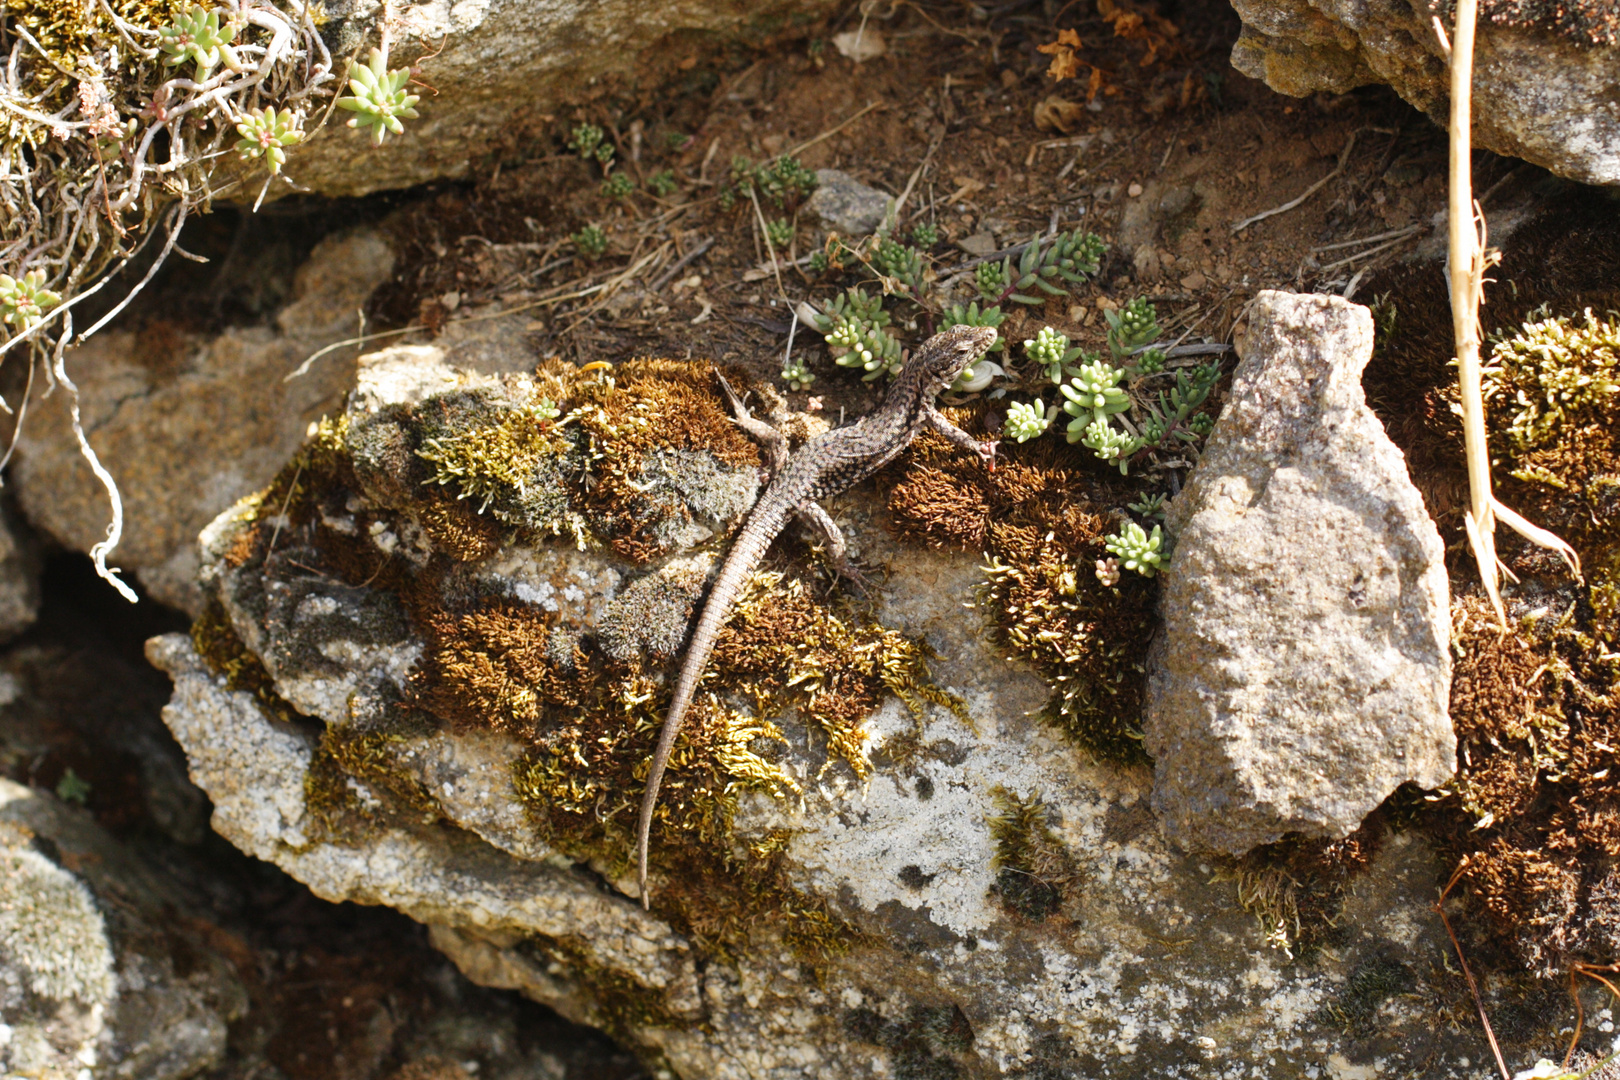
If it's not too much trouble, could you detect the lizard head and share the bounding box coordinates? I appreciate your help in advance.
[915,323,999,395]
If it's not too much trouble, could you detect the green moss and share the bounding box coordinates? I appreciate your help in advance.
[1227,827,1376,960]
[985,788,1075,921]
[305,723,443,842]
[493,566,958,957]
[1505,322,1611,416]
[201,359,992,973]
[416,388,580,532]
[5,0,184,68]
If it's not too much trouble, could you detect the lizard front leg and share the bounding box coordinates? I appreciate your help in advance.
[796,500,873,594]
[925,405,999,471]
[716,370,790,478]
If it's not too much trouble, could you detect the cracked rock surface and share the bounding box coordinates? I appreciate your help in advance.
[144,341,1504,1078]
[1146,290,1454,855]
[1228,0,1620,185]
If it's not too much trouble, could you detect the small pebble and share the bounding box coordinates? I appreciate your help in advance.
[1127,181,1144,197]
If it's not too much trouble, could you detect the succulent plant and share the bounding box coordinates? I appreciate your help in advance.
[569,123,604,158]
[572,224,608,260]
[1106,297,1160,360]
[601,172,635,199]
[335,48,420,145]
[765,218,794,250]
[1003,399,1053,442]
[647,169,678,197]
[911,222,939,248]
[159,4,238,81]
[1025,326,1084,383]
[1104,521,1165,577]
[1060,359,1132,429]
[234,106,303,173]
[1077,418,1140,470]
[781,358,815,391]
[0,270,61,331]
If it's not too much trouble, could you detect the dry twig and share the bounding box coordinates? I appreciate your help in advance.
[1443,0,1580,627]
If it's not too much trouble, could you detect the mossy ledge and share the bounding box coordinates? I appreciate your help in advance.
[192,355,977,964]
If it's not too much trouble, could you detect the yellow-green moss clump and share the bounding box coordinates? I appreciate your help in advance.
[886,413,1155,764]
[196,358,972,959]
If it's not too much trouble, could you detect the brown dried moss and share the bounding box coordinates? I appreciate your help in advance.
[569,359,762,563]
[1231,823,1381,960]
[887,414,1155,764]
[1428,593,1620,976]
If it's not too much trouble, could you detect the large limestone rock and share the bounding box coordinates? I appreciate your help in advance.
[1228,0,1620,186]
[248,0,842,199]
[0,780,247,1080]
[1145,290,1454,855]
[148,341,1508,1077]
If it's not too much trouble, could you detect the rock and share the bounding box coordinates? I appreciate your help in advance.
[1145,290,1454,855]
[1228,0,1620,186]
[0,503,39,643]
[256,0,842,200]
[10,229,395,614]
[804,169,893,236]
[148,339,1511,1077]
[955,230,999,257]
[0,779,247,1080]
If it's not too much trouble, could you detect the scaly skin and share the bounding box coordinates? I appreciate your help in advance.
[636,324,1000,908]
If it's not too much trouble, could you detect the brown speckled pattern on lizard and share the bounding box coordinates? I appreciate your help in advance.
[636,323,1000,908]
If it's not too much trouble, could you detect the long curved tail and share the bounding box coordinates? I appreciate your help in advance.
[635,509,784,908]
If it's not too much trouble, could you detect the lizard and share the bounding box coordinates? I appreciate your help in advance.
[635,322,1001,909]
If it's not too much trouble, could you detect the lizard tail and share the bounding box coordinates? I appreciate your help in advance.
[635,686,693,909]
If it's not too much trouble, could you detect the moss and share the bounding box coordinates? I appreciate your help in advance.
[985,788,1077,921]
[5,0,184,67]
[1417,590,1620,976]
[515,934,688,1038]
[886,419,1154,764]
[568,359,761,563]
[1227,825,1378,960]
[201,359,982,971]
[495,566,959,956]
[1310,952,1414,1033]
[842,1001,975,1079]
[190,602,307,729]
[304,723,443,843]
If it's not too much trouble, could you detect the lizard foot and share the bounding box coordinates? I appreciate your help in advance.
[977,438,1001,473]
[825,553,883,599]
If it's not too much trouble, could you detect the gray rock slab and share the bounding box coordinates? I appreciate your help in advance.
[0,779,247,1080]
[804,169,893,236]
[1145,289,1454,855]
[232,0,843,201]
[1228,0,1620,186]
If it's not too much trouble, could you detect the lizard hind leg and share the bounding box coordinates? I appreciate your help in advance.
[715,369,789,477]
[797,500,878,597]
